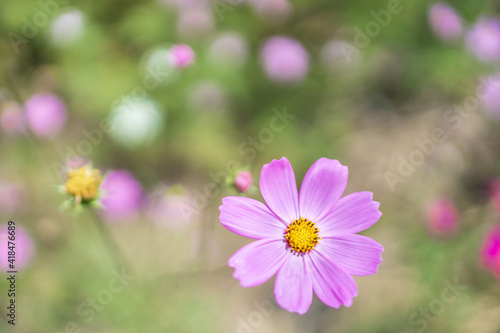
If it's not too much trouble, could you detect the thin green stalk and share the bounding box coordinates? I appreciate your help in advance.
[89,209,131,273]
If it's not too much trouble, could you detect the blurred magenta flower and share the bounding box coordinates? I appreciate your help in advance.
[0,181,25,215]
[466,18,500,62]
[234,170,253,192]
[481,223,500,279]
[426,198,458,235]
[250,0,292,23]
[219,157,383,314]
[169,44,195,68]
[428,3,462,41]
[24,93,67,138]
[209,32,248,67]
[1,102,25,137]
[260,36,309,84]
[146,185,195,229]
[100,170,143,222]
[0,225,34,271]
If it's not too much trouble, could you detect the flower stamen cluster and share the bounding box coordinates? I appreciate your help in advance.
[65,165,102,203]
[285,217,321,253]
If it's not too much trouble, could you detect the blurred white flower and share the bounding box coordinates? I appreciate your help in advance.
[109,99,165,148]
[139,46,177,85]
[50,9,85,46]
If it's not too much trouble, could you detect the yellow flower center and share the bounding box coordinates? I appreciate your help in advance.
[285,217,321,253]
[65,166,102,201]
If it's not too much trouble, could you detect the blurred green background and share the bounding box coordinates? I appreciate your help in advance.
[1,0,500,332]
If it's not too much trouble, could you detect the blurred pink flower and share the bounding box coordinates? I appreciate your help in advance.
[169,44,196,68]
[1,102,25,137]
[177,9,214,39]
[260,36,309,84]
[250,0,292,23]
[0,225,34,271]
[234,170,253,192]
[100,170,143,222]
[481,223,500,279]
[0,181,25,215]
[428,3,462,41]
[220,157,383,314]
[24,93,67,138]
[209,32,248,66]
[466,18,500,62]
[146,185,195,229]
[426,198,458,235]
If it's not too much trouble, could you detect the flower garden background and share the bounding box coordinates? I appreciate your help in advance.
[1,0,500,332]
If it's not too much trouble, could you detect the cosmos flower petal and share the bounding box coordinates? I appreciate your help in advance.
[260,157,299,223]
[274,254,313,315]
[228,238,288,287]
[220,196,287,239]
[318,191,382,235]
[318,235,383,276]
[299,158,348,221]
[308,250,358,308]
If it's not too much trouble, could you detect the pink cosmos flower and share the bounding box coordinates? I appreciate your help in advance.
[234,170,253,192]
[480,223,500,279]
[466,18,500,62]
[426,197,458,235]
[169,44,196,68]
[0,225,34,271]
[260,36,309,84]
[100,170,143,222]
[219,157,383,314]
[24,93,67,138]
[428,3,463,42]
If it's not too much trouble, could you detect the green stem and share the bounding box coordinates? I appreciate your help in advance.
[89,209,131,272]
